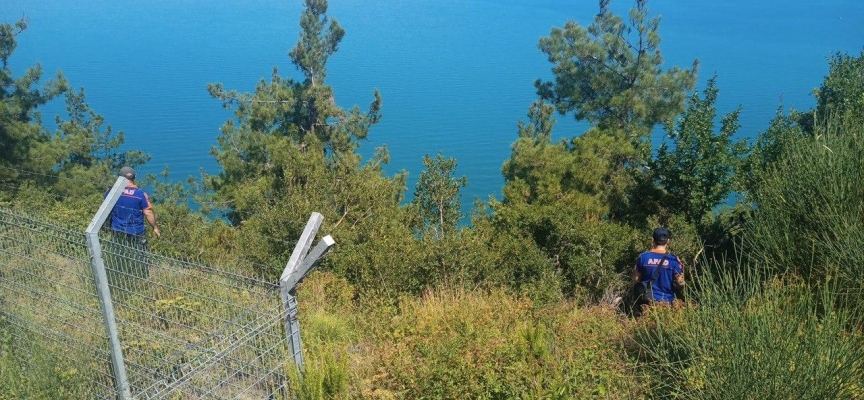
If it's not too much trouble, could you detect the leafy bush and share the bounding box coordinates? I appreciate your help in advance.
[288,272,359,399]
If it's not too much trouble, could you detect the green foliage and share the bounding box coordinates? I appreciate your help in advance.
[812,50,864,129]
[502,101,610,216]
[39,87,150,220]
[48,87,149,187]
[5,2,864,398]
[739,106,807,200]
[290,0,345,87]
[287,347,350,400]
[535,0,697,139]
[139,167,247,272]
[634,266,864,399]
[204,0,406,281]
[1,20,148,223]
[358,288,642,399]
[528,0,697,221]
[469,210,565,304]
[492,101,646,301]
[740,112,864,324]
[3,86,150,225]
[651,76,747,224]
[488,0,703,303]
[287,306,353,400]
[408,152,467,240]
[288,272,356,399]
[742,53,864,290]
[0,20,68,197]
[486,198,640,301]
[0,320,96,399]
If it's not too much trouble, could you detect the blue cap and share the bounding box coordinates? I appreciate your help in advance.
[653,227,670,243]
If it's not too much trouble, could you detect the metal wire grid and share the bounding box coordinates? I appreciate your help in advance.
[0,209,117,398]
[96,230,289,396]
[138,310,289,399]
[1,208,292,399]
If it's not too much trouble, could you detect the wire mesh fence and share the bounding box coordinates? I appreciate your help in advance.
[0,207,291,399]
[0,208,117,398]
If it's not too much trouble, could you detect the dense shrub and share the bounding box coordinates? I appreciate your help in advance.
[632,264,864,399]
[305,282,645,399]
[744,113,864,311]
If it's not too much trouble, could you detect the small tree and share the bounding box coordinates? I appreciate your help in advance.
[410,152,467,240]
[812,50,864,129]
[651,76,747,224]
[488,0,699,300]
[0,20,145,222]
[535,0,697,144]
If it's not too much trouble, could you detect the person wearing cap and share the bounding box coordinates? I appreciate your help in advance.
[109,166,161,247]
[632,227,685,309]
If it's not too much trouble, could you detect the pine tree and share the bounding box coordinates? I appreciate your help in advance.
[204,0,405,277]
[0,20,67,193]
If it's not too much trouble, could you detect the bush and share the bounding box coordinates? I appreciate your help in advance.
[632,263,864,399]
[356,287,643,399]
[744,112,864,314]
[289,272,359,399]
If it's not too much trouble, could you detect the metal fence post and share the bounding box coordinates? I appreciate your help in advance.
[85,176,132,400]
[280,288,303,366]
[279,213,335,369]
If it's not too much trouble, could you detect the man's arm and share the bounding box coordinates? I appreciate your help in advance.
[144,209,161,238]
[674,273,685,288]
[632,264,642,283]
[673,256,685,288]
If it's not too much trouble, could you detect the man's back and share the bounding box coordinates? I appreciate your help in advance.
[635,251,682,303]
[110,184,152,235]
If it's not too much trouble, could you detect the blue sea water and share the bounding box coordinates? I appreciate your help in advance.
[3,0,862,211]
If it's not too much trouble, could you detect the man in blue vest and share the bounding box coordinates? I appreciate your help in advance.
[110,166,161,245]
[107,166,160,287]
[630,227,685,316]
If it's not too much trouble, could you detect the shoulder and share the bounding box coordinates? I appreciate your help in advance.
[668,253,684,270]
[634,251,655,267]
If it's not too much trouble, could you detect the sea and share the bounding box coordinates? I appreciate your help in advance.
[3,0,862,211]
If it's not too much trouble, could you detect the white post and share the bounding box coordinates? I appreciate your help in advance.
[85,176,132,400]
[279,213,335,369]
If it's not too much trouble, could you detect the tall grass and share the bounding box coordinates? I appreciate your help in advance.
[293,272,646,400]
[0,320,95,399]
[744,112,864,311]
[632,262,864,399]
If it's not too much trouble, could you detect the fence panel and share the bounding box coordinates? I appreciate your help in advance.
[0,208,291,399]
[0,208,116,398]
[98,231,289,398]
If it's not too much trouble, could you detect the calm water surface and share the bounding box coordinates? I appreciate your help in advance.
[3,0,862,207]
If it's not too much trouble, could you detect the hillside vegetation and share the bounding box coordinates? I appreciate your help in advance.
[2,0,863,398]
